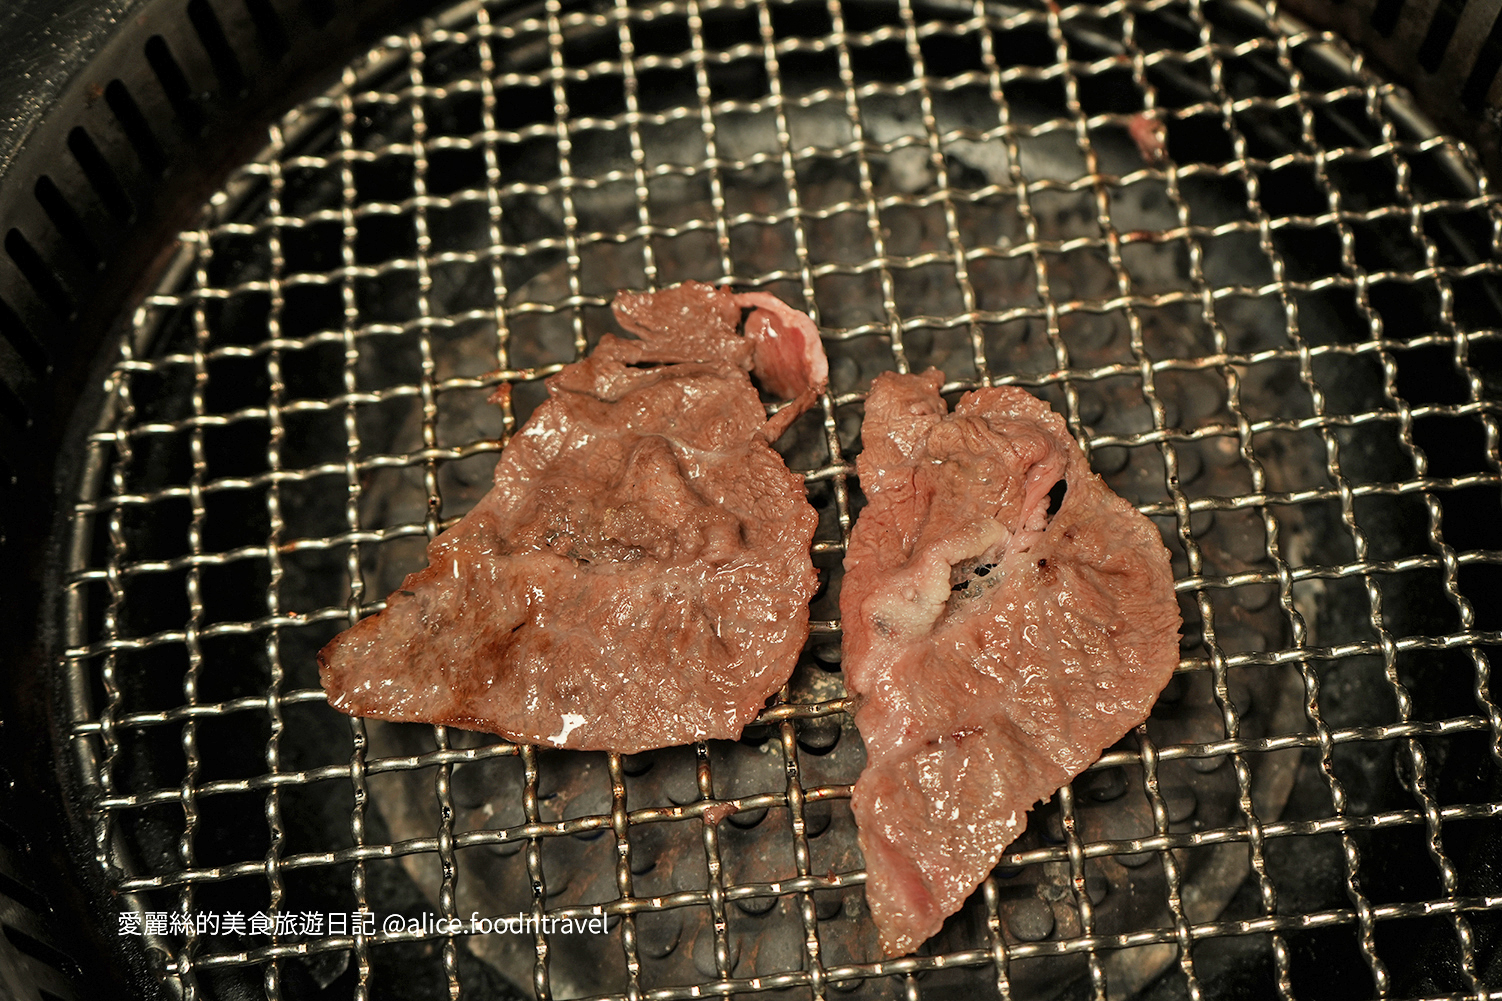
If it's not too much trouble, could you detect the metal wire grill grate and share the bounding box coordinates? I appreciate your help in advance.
[58,0,1502,998]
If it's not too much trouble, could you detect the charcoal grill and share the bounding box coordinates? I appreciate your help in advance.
[2,0,1502,998]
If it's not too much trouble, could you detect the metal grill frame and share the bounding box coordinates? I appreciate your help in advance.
[58,0,1502,998]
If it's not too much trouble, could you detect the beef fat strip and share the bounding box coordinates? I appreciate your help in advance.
[320,282,829,754]
[841,370,1180,957]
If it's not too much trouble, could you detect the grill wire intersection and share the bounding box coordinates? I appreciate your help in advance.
[59,0,1502,998]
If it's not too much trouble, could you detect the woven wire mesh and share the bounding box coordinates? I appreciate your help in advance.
[58,0,1502,998]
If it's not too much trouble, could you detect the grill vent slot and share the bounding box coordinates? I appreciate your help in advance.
[103,80,165,177]
[31,177,99,270]
[0,297,47,373]
[64,128,132,225]
[242,0,290,60]
[302,0,336,28]
[1416,0,1464,69]
[4,230,73,320]
[144,34,205,136]
[0,791,81,1001]
[1369,0,1404,34]
[0,378,29,428]
[0,924,84,997]
[1461,11,1502,109]
[187,0,247,97]
[0,869,51,925]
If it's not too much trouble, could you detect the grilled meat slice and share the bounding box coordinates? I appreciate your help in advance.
[319,282,827,753]
[841,370,1180,956]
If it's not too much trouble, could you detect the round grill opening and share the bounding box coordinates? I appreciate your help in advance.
[60,0,1502,998]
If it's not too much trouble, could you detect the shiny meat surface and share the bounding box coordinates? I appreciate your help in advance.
[319,282,827,753]
[841,371,1181,957]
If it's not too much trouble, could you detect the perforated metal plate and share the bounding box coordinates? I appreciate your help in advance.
[60,1,1502,998]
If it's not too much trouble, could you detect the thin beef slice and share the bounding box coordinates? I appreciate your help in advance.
[840,370,1180,957]
[320,282,828,753]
